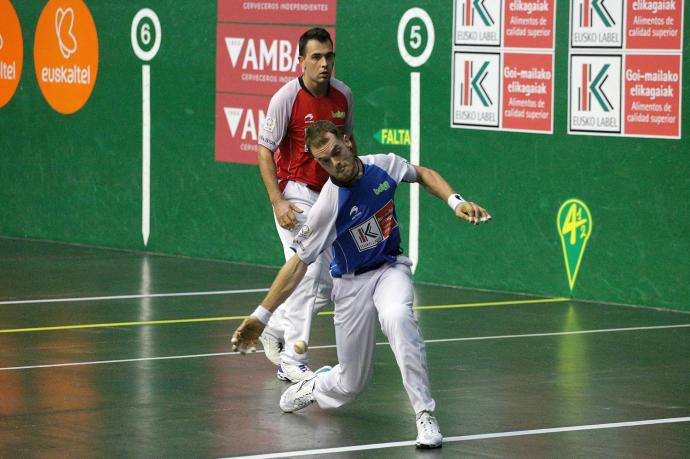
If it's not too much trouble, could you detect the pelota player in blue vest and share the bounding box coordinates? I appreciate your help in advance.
[232,120,491,449]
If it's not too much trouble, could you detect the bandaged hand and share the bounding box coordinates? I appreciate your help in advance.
[455,201,491,225]
[231,316,266,354]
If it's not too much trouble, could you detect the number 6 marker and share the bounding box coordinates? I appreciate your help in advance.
[131,9,161,246]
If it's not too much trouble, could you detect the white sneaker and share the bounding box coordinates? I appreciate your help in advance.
[277,362,315,382]
[415,412,443,449]
[280,377,317,412]
[277,364,331,382]
[258,331,283,366]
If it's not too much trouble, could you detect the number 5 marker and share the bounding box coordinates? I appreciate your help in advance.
[398,8,435,273]
[131,9,161,246]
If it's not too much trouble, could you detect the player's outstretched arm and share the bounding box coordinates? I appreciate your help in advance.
[414,165,491,225]
[231,254,308,353]
[261,254,308,311]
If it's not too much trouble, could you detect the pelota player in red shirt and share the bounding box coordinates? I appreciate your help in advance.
[256,27,356,382]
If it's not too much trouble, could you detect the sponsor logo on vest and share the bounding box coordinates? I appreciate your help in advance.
[351,219,382,251]
[332,110,345,118]
[349,200,397,252]
[297,224,312,240]
[263,115,275,133]
[373,181,390,195]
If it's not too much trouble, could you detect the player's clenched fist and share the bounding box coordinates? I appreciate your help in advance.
[231,316,266,354]
[273,198,303,230]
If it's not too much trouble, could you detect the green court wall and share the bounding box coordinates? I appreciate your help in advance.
[1,1,688,311]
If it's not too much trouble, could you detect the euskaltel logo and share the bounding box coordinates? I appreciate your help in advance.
[34,0,99,114]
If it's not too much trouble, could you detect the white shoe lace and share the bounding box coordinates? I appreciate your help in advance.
[418,414,440,439]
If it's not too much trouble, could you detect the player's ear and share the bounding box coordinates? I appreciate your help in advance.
[343,134,352,150]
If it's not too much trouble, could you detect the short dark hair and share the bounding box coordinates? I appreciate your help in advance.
[305,120,342,153]
[298,28,333,57]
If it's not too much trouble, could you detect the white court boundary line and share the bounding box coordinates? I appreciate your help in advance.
[222,417,690,458]
[0,288,270,305]
[1,323,687,371]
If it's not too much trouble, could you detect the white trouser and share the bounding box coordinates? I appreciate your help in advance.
[313,257,436,415]
[264,181,333,365]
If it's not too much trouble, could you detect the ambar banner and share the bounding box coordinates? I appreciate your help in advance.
[215,0,337,164]
[218,0,336,25]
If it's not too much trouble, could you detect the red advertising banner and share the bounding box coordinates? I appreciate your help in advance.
[568,1,683,138]
[452,0,556,134]
[216,23,336,96]
[624,54,681,137]
[502,52,553,132]
[215,93,272,164]
[218,0,336,25]
[625,0,683,50]
[503,0,555,49]
[215,1,338,164]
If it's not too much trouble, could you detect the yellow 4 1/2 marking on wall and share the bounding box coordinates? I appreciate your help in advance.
[561,202,589,245]
[557,199,592,291]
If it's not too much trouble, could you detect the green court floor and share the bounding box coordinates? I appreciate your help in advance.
[0,237,688,458]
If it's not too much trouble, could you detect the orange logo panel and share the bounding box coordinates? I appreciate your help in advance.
[0,0,23,108]
[34,0,98,114]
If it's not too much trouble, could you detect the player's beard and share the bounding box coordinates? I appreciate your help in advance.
[338,159,361,185]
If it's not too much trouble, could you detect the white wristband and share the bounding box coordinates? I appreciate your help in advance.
[251,305,272,325]
[447,193,466,211]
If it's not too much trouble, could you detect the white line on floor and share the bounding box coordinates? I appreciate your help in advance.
[0,323,687,371]
[423,323,690,343]
[221,416,690,458]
